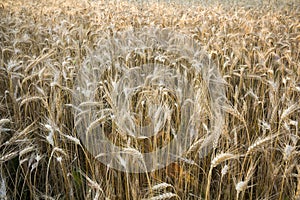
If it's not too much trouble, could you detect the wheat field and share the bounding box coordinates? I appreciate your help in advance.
[0,0,300,199]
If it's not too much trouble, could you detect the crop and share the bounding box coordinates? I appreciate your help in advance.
[0,0,299,199]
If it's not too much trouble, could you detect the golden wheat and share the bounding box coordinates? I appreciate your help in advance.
[0,0,299,199]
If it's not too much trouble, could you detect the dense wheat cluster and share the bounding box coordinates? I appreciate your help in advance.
[0,0,300,199]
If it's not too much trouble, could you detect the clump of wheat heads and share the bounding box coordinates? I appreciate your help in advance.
[73,25,225,195]
[0,0,299,199]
